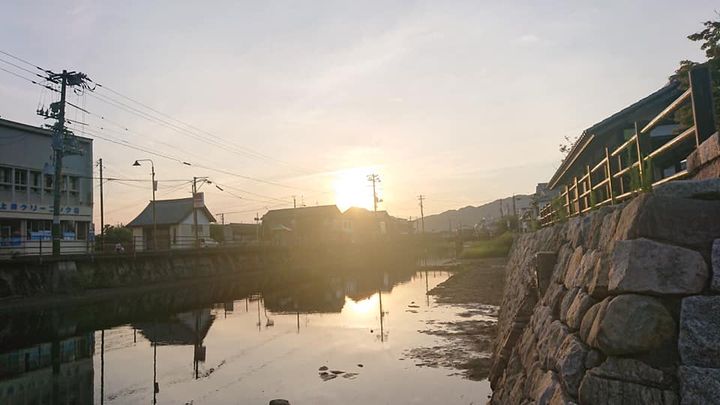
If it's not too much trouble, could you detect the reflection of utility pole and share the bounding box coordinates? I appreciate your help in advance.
[297,311,300,333]
[378,289,386,343]
[257,299,262,331]
[418,195,426,234]
[367,174,381,212]
[425,270,430,307]
[101,330,105,405]
[153,327,159,405]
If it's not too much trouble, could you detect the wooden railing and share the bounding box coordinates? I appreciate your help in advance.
[540,66,716,227]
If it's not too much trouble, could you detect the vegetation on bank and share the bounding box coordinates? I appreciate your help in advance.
[460,232,514,259]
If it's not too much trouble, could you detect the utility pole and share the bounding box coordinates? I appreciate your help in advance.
[193,177,199,247]
[218,213,225,225]
[367,174,381,212]
[41,70,91,256]
[98,158,104,249]
[418,194,426,234]
[256,213,260,242]
[292,196,297,209]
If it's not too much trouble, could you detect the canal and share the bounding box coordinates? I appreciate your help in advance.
[0,267,493,404]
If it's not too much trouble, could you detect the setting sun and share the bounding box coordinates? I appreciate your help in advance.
[332,167,379,211]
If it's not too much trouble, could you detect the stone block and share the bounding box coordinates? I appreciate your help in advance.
[565,290,596,331]
[653,178,720,199]
[608,238,708,295]
[587,294,675,355]
[556,334,588,398]
[578,372,678,405]
[587,253,610,299]
[584,350,604,370]
[549,386,578,405]
[687,132,720,174]
[597,208,622,254]
[531,305,553,335]
[559,287,580,324]
[613,194,720,253]
[713,239,720,293]
[679,295,720,368]
[585,206,614,251]
[678,366,720,405]
[537,320,569,371]
[542,282,567,318]
[530,369,560,404]
[590,357,669,386]
[580,300,607,344]
[563,247,585,288]
[536,251,557,297]
[551,244,574,285]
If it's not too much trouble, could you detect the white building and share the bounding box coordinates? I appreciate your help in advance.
[0,118,93,256]
[127,197,216,251]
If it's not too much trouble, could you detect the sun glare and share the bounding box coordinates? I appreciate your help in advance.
[332,167,377,211]
[345,295,379,315]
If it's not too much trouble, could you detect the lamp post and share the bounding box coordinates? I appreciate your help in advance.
[133,159,157,251]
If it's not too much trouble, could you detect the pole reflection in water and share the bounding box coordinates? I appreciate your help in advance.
[101,329,105,405]
[425,270,430,307]
[153,325,159,405]
[378,289,386,343]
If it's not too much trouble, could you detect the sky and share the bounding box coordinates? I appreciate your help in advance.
[0,0,716,225]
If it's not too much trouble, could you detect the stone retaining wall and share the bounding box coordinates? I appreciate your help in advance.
[489,179,720,404]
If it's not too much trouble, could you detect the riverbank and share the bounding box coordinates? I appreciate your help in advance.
[406,257,507,381]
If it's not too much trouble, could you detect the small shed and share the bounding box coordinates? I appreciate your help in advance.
[127,197,216,251]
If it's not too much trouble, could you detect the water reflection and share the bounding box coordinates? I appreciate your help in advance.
[0,265,490,404]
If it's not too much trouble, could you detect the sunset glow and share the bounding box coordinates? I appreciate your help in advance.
[332,167,378,212]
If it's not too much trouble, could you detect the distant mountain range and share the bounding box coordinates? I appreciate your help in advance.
[420,195,533,233]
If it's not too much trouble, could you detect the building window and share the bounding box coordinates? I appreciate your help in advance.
[61,221,76,240]
[44,174,53,192]
[0,166,11,191]
[14,170,27,192]
[30,171,41,194]
[69,176,79,197]
[27,220,51,240]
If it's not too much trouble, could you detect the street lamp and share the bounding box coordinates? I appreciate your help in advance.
[133,159,158,251]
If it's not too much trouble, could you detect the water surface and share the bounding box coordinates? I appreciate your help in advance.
[0,269,492,404]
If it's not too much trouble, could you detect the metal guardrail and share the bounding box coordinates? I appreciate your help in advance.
[0,238,94,258]
[540,66,716,227]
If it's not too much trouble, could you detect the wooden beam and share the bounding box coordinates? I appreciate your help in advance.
[689,66,717,145]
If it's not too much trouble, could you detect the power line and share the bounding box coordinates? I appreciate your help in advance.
[91,81,314,172]
[0,49,323,204]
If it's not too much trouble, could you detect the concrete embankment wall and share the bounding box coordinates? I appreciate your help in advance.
[0,247,272,299]
[489,179,720,404]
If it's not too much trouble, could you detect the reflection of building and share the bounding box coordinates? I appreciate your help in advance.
[127,197,217,251]
[0,334,95,404]
[263,282,345,314]
[0,118,94,256]
[135,309,214,346]
[135,309,214,378]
